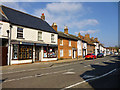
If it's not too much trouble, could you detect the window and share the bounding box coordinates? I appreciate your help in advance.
[69,50,71,56]
[17,27,23,38]
[60,49,63,57]
[51,34,55,43]
[0,24,2,35]
[38,32,42,41]
[69,40,71,46]
[13,44,18,59]
[60,39,63,46]
[43,47,57,58]
[19,45,33,59]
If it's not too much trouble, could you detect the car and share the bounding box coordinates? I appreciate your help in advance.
[85,53,97,60]
[114,52,118,56]
[97,53,104,58]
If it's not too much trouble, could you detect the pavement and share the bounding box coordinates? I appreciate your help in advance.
[1,58,84,73]
[1,56,120,89]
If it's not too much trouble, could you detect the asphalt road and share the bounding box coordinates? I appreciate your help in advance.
[1,56,120,89]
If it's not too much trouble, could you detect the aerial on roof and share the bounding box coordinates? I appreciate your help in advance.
[0,5,57,34]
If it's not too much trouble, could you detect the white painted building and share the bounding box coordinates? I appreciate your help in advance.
[94,42,99,55]
[82,41,87,57]
[0,5,58,65]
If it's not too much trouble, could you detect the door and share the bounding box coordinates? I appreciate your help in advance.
[74,51,76,58]
[35,47,41,61]
[0,46,8,66]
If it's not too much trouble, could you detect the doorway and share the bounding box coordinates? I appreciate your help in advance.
[35,46,41,61]
[73,50,76,59]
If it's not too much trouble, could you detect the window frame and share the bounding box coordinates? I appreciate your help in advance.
[17,27,24,39]
[60,49,63,57]
[69,40,71,46]
[38,31,42,41]
[69,50,71,56]
[51,34,55,43]
[60,39,63,46]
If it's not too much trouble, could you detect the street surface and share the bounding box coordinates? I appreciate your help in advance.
[1,56,120,89]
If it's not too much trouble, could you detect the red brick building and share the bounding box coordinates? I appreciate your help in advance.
[52,23,78,59]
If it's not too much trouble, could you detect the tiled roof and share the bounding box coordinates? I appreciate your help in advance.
[0,5,57,34]
[58,32,77,41]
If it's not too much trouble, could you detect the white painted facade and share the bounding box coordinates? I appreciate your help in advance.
[82,42,87,57]
[0,21,58,65]
[77,40,82,56]
[94,43,99,55]
[106,49,110,55]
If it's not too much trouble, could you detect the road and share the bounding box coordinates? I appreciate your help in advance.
[1,56,120,89]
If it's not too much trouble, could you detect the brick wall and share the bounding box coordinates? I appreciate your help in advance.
[58,38,77,59]
[87,44,95,54]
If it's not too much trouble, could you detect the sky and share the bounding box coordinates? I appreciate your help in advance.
[1,2,118,47]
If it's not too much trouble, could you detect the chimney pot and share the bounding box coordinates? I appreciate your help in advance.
[41,13,45,20]
[64,26,68,34]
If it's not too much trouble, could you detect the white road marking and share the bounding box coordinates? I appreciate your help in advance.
[82,75,95,78]
[3,68,74,83]
[61,68,117,90]
[63,72,75,75]
[1,69,37,75]
[84,65,91,67]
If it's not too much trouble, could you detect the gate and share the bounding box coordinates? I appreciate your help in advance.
[0,46,8,66]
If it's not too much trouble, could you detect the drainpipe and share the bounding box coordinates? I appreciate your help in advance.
[7,24,12,65]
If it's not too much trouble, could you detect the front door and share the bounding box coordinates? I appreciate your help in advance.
[73,50,76,59]
[35,47,41,61]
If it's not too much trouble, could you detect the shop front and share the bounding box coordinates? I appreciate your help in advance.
[42,44,58,61]
[11,41,58,64]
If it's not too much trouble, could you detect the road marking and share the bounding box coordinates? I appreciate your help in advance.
[84,65,91,67]
[61,68,117,90]
[3,68,74,83]
[1,69,37,75]
[82,75,95,79]
[63,72,75,75]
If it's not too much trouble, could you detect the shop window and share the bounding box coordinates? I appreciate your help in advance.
[43,47,57,58]
[17,27,23,39]
[19,45,32,59]
[13,44,18,59]
[69,40,71,46]
[60,39,63,46]
[60,49,63,57]
[51,34,55,43]
[38,32,42,41]
[69,50,71,56]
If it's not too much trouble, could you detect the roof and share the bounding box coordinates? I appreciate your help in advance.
[58,32,77,41]
[0,5,57,34]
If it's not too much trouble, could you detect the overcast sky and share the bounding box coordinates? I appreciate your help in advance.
[2,2,118,47]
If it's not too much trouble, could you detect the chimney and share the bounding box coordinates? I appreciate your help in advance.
[85,33,90,39]
[64,26,68,34]
[41,13,45,20]
[95,38,98,41]
[78,32,83,39]
[91,37,94,40]
[78,32,81,37]
[52,23,57,32]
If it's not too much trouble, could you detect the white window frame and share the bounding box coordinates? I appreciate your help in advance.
[51,34,55,43]
[60,49,63,57]
[69,50,71,56]
[69,40,71,46]
[38,31,42,41]
[17,27,23,39]
[60,39,63,46]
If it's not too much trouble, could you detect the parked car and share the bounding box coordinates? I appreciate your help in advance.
[97,53,104,58]
[85,53,97,60]
[114,52,118,56]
